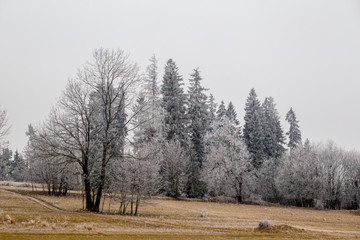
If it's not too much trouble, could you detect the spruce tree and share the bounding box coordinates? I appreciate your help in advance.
[0,148,12,180]
[226,101,240,125]
[243,88,265,168]
[160,59,187,145]
[186,68,208,198]
[134,55,163,142]
[262,97,285,159]
[208,94,217,124]
[216,100,226,119]
[225,101,242,138]
[285,107,302,150]
[10,150,26,182]
[145,55,159,100]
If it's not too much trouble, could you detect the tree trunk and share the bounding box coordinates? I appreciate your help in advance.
[123,200,130,215]
[130,193,134,215]
[108,195,112,213]
[84,174,93,210]
[134,193,140,216]
[236,180,243,203]
[93,145,108,212]
[57,182,63,196]
[82,188,85,209]
[119,201,123,214]
[62,186,68,195]
[101,193,106,212]
[119,193,126,215]
[82,152,94,211]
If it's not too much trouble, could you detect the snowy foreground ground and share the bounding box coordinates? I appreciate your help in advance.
[0,183,359,240]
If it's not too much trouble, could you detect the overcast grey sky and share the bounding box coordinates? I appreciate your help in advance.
[0,0,360,152]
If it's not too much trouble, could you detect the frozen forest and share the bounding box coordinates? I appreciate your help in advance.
[1,48,360,213]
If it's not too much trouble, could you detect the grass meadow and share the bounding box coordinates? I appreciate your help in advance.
[0,182,359,239]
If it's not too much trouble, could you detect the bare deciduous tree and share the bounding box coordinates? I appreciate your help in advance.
[31,49,141,212]
[0,107,11,147]
[203,117,251,203]
[161,140,189,198]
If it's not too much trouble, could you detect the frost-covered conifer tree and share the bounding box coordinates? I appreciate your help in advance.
[262,97,285,159]
[0,148,11,180]
[216,100,226,119]
[225,101,240,125]
[126,56,163,211]
[243,88,265,168]
[133,55,163,143]
[9,150,27,182]
[225,101,242,139]
[285,107,302,150]
[160,59,188,145]
[141,55,163,140]
[186,68,208,198]
[208,94,217,125]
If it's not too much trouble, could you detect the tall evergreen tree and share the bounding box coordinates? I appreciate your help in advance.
[225,101,242,138]
[186,68,208,198]
[243,88,265,168]
[285,107,302,150]
[144,55,159,101]
[262,97,286,159]
[160,59,187,145]
[134,55,163,143]
[208,94,217,124]
[216,100,226,119]
[129,56,163,201]
[0,148,11,180]
[10,150,26,182]
[226,101,240,125]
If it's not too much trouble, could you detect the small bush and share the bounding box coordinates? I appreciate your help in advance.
[40,221,48,227]
[258,220,273,230]
[208,196,236,203]
[85,225,92,230]
[18,183,31,188]
[246,194,265,206]
[314,199,324,210]
[200,209,206,218]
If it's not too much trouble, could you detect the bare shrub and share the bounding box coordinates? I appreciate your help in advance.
[209,196,236,203]
[5,214,11,222]
[85,224,92,231]
[258,220,273,230]
[39,221,48,227]
[245,194,265,206]
[314,199,324,210]
[200,209,206,218]
[18,183,32,188]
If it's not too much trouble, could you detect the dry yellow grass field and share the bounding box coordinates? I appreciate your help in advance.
[0,183,359,239]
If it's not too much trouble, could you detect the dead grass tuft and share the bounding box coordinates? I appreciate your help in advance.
[39,221,48,227]
[257,219,273,230]
[256,222,305,234]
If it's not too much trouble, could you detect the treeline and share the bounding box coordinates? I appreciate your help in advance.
[0,149,26,182]
[1,48,359,213]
